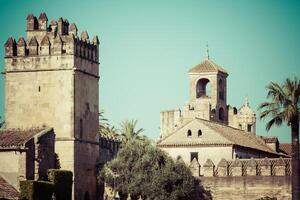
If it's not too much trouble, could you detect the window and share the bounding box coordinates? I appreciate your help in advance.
[80,118,83,138]
[187,130,192,137]
[247,124,252,132]
[198,129,202,137]
[196,78,211,98]
[218,79,224,100]
[219,107,225,121]
[190,152,198,162]
[38,86,41,92]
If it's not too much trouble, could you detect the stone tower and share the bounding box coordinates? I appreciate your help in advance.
[3,13,100,200]
[186,56,228,123]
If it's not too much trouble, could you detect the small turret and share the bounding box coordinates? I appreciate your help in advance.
[4,37,16,57]
[38,12,48,31]
[57,18,69,35]
[81,31,89,41]
[28,36,39,55]
[49,20,58,35]
[17,37,26,56]
[92,36,100,61]
[237,97,256,134]
[27,14,38,31]
[69,23,78,36]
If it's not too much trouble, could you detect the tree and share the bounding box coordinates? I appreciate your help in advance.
[0,116,4,128]
[259,77,300,200]
[99,110,120,137]
[100,139,211,200]
[99,110,109,133]
[120,120,145,142]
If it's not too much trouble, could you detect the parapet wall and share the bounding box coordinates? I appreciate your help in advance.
[4,13,99,76]
[190,158,292,199]
[190,157,291,177]
[201,176,291,200]
[160,109,181,139]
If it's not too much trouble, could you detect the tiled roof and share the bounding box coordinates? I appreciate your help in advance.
[0,176,19,199]
[260,136,278,143]
[279,143,300,156]
[195,118,275,154]
[0,127,46,148]
[157,118,278,155]
[188,58,228,74]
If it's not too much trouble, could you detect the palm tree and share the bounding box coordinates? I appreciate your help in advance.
[99,110,109,132]
[0,116,4,128]
[259,76,300,200]
[120,120,145,142]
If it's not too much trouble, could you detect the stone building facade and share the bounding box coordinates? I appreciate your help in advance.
[3,13,100,200]
[0,127,55,199]
[157,56,287,166]
[159,56,256,139]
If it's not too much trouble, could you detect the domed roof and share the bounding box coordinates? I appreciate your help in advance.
[239,97,255,116]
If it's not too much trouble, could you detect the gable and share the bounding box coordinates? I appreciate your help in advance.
[157,119,233,147]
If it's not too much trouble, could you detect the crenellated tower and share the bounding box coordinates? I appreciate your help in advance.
[3,13,100,200]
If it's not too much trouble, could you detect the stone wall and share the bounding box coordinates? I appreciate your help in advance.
[190,158,291,200]
[201,176,291,200]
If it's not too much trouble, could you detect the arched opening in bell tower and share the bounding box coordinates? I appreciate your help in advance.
[196,78,211,98]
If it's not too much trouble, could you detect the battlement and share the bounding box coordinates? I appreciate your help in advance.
[189,157,291,177]
[4,13,99,63]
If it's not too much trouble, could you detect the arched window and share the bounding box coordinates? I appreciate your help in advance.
[218,79,224,100]
[233,107,238,114]
[187,130,192,137]
[196,78,211,98]
[198,130,202,137]
[219,107,225,121]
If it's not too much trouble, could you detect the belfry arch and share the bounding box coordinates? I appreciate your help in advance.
[196,78,211,98]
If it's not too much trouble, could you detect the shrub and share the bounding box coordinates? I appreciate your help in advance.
[48,169,73,200]
[19,180,54,200]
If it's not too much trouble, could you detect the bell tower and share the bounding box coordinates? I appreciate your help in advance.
[187,54,228,124]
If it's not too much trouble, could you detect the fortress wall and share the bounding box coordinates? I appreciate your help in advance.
[201,176,291,200]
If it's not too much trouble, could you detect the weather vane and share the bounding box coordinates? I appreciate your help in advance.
[206,42,210,60]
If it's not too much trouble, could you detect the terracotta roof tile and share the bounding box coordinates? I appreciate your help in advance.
[0,127,45,148]
[189,58,228,74]
[279,143,300,156]
[0,176,19,199]
[197,119,275,154]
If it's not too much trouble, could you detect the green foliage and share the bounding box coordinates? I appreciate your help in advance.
[0,116,4,128]
[120,119,146,142]
[19,180,54,200]
[100,139,211,200]
[48,169,73,200]
[259,76,300,130]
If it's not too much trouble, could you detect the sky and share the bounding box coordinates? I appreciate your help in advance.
[0,0,299,143]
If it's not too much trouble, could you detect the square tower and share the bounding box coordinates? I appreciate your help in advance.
[187,57,228,123]
[3,13,100,200]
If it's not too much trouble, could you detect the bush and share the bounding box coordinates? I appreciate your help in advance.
[19,180,54,200]
[48,169,73,200]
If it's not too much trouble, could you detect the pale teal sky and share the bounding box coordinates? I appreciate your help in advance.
[0,0,299,142]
